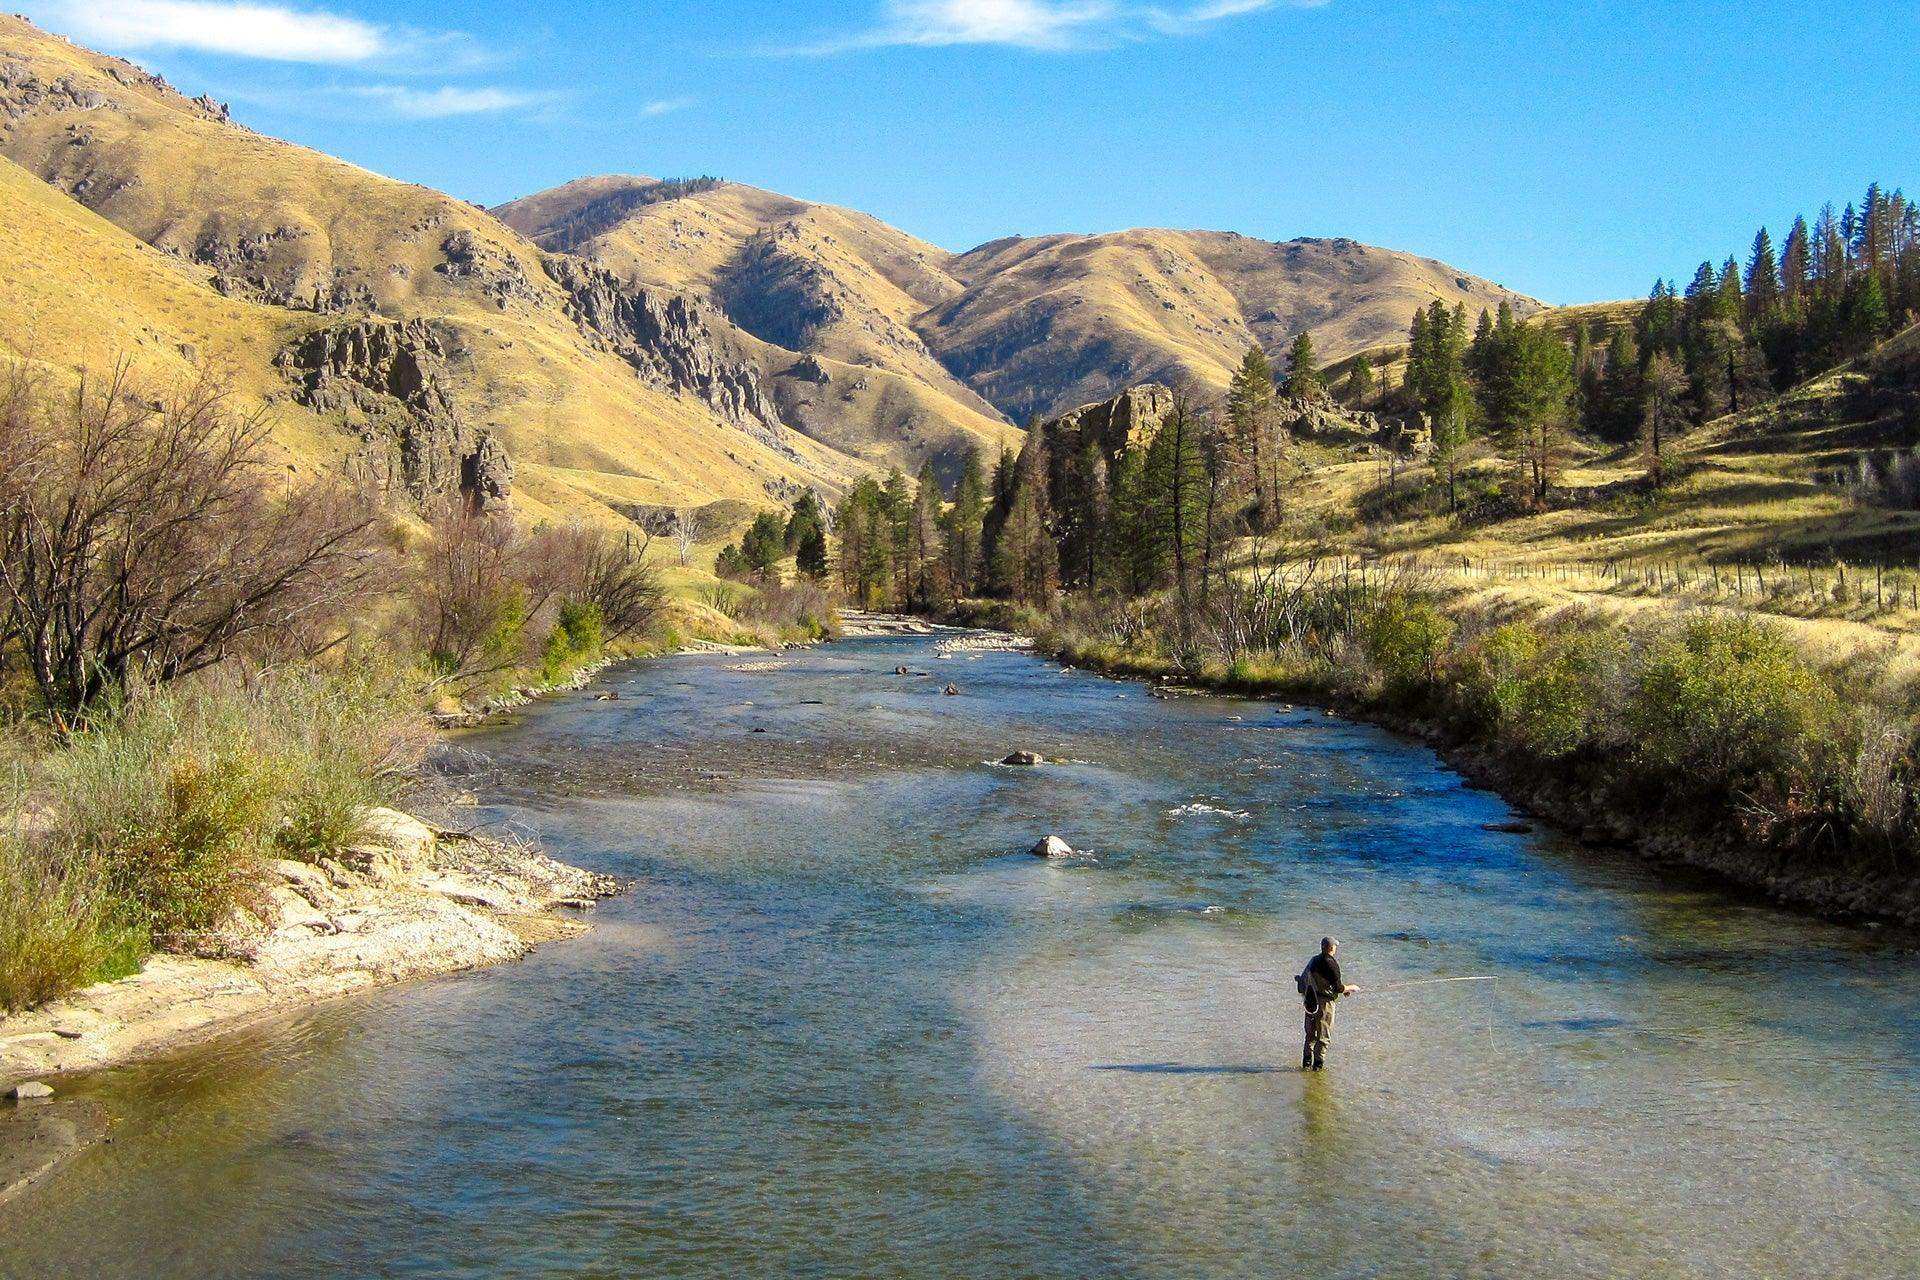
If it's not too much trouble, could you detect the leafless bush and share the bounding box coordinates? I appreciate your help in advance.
[0,362,384,715]
[412,504,529,692]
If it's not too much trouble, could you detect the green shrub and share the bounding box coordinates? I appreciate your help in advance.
[1455,620,1542,731]
[1362,597,1455,698]
[1506,627,1628,760]
[1624,615,1839,795]
[0,839,140,1013]
[540,601,607,684]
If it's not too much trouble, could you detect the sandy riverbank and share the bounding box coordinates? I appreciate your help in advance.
[0,808,620,1204]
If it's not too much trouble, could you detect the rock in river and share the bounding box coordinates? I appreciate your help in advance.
[9,1082,53,1102]
[1031,836,1075,859]
[1002,751,1045,767]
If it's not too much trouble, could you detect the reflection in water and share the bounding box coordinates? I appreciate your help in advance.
[3,636,1918,1279]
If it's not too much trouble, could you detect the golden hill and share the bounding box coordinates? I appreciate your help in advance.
[932,230,1542,423]
[0,15,861,530]
[494,177,1021,476]
[499,178,1542,434]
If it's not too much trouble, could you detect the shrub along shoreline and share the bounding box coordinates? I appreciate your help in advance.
[952,580,1920,928]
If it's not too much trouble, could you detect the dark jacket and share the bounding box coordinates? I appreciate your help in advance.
[1303,953,1344,1006]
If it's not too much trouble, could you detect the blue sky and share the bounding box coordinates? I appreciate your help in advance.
[20,1,1919,303]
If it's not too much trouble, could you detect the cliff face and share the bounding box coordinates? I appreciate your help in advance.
[276,320,511,509]
[1036,385,1177,459]
[542,255,787,451]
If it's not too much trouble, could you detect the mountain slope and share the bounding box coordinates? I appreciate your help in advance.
[0,15,855,526]
[494,176,1021,476]
[500,177,1542,430]
[931,230,1542,423]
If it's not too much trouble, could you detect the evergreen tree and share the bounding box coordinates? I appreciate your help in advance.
[905,462,943,607]
[1139,399,1213,607]
[740,511,787,578]
[1593,330,1645,443]
[1283,332,1323,398]
[1641,353,1687,482]
[1744,228,1781,324]
[941,450,989,597]
[1224,346,1278,525]
[1497,324,1575,508]
[1780,215,1811,305]
[795,520,829,581]
[990,437,1057,605]
[1345,358,1375,406]
[784,490,825,553]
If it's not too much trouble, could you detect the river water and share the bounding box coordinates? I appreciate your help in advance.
[4,634,1918,1279]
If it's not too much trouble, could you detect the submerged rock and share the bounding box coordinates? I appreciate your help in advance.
[1483,821,1534,835]
[943,684,960,696]
[1002,751,1045,767]
[1031,836,1075,859]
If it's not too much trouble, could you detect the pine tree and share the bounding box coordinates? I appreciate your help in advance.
[1224,346,1277,525]
[1744,228,1781,324]
[1497,324,1575,508]
[1780,216,1811,305]
[941,450,988,597]
[1283,332,1322,398]
[904,462,943,606]
[795,521,829,581]
[990,437,1057,605]
[1641,353,1687,483]
[1345,358,1375,406]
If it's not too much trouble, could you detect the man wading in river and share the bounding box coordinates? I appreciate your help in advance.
[1298,937,1358,1070]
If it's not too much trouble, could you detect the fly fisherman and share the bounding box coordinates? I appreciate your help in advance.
[1298,937,1358,1071]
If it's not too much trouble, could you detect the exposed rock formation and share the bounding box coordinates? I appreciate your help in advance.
[542,255,793,455]
[277,319,512,508]
[1278,390,1429,454]
[1038,384,1176,459]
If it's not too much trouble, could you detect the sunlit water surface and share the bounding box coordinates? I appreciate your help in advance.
[4,635,1918,1279]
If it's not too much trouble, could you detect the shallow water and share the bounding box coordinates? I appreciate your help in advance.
[5,635,1919,1279]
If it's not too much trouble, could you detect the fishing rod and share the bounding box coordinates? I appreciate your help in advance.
[1364,976,1498,996]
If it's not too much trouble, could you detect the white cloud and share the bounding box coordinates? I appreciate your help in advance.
[33,0,386,64]
[795,0,1303,54]
[347,84,557,120]
[640,97,694,118]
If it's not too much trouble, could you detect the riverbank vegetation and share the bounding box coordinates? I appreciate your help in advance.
[0,358,808,1013]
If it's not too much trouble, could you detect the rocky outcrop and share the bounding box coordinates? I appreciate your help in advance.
[1278,390,1429,455]
[0,61,106,121]
[1038,384,1176,459]
[542,255,795,456]
[436,229,542,311]
[277,319,512,508]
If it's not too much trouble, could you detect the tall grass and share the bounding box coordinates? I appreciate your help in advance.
[0,658,429,1011]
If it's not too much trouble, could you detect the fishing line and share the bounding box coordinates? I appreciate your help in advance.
[1366,975,1498,995]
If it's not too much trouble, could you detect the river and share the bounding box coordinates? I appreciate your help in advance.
[4,633,1918,1278]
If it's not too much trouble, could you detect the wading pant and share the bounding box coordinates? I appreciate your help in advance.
[1304,1001,1336,1067]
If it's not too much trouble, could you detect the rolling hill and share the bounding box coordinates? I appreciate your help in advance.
[499,176,1544,431]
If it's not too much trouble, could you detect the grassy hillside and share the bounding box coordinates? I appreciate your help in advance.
[500,174,1543,444]
[494,176,1021,480]
[0,15,855,527]
[932,229,1542,422]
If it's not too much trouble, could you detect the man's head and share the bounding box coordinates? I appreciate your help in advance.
[1322,936,1337,956]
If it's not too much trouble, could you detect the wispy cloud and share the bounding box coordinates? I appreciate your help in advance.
[640,97,694,119]
[790,0,1306,55]
[30,0,386,64]
[347,84,559,120]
